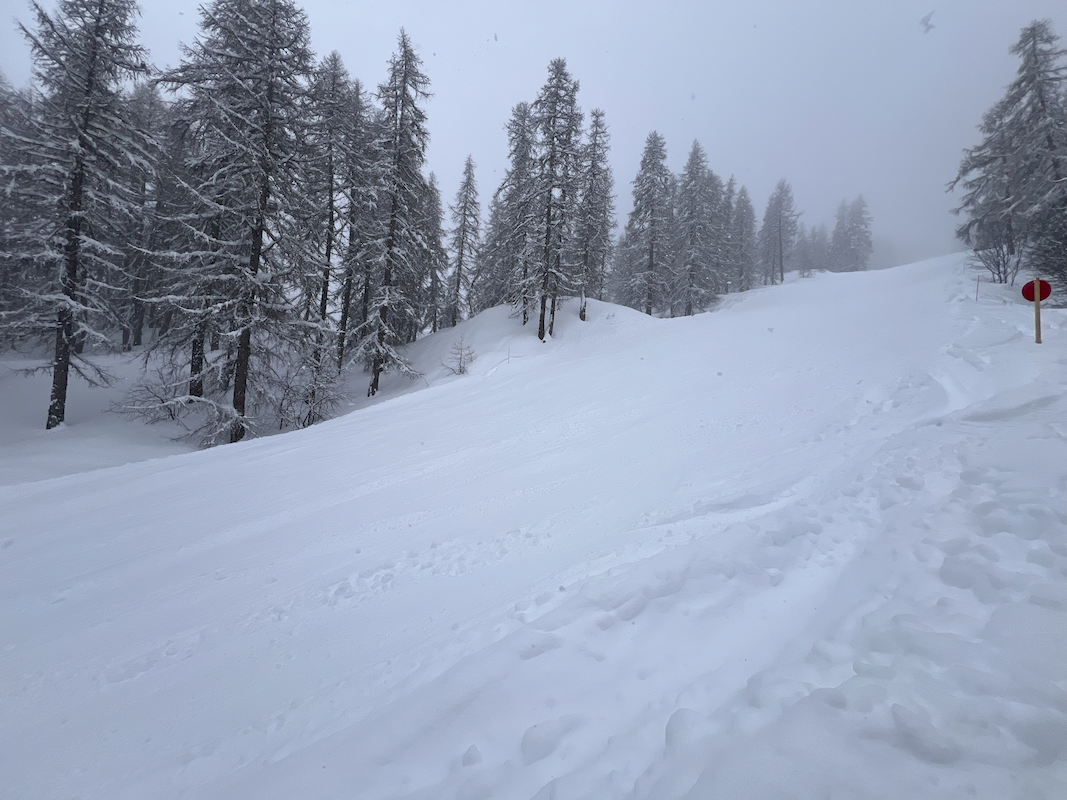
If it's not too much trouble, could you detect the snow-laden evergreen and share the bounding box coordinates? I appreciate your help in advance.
[2,0,150,429]
[673,140,719,316]
[472,101,539,322]
[149,0,315,443]
[757,178,799,285]
[569,108,615,320]
[829,196,874,273]
[446,156,481,328]
[615,131,676,315]
[530,58,583,340]
[357,29,431,397]
[952,20,1067,293]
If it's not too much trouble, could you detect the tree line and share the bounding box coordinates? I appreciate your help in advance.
[0,0,873,446]
[610,135,872,318]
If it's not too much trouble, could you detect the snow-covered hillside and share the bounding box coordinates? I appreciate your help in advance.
[1,255,1064,800]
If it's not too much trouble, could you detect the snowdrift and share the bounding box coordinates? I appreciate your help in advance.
[1,254,1064,799]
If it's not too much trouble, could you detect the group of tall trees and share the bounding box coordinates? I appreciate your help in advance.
[0,0,484,442]
[0,0,880,445]
[952,19,1067,292]
[610,135,872,318]
[469,60,616,336]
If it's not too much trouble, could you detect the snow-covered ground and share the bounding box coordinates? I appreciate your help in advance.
[1,254,1064,800]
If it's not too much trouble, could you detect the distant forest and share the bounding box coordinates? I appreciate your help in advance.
[2,0,885,444]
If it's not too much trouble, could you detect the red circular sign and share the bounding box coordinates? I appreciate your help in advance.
[1022,279,1051,302]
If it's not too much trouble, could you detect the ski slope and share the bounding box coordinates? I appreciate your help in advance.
[1,254,1064,799]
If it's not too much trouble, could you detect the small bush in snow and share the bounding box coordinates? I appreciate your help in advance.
[445,336,477,375]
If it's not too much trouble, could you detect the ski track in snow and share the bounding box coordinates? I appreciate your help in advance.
[0,255,1064,799]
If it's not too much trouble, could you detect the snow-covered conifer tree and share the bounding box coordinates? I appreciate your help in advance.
[151,0,314,443]
[569,108,615,320]
[335,80,379,369]
[757,178,799,285]
[2,0,150,429]
[615,131,674,315]
[446,156,481,327]
[730,185,758,292]
[357,29,430,396]
[674,140,717,315]
[471,102,538,319]
[531,59,583,340]
[951,20,1067,291]
[829,197,873,272]
[420,173,449,334]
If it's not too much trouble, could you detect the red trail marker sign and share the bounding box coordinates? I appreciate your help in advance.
[1022,279,1051,344]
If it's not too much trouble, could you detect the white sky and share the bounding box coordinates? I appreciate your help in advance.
[3,0,1067,265]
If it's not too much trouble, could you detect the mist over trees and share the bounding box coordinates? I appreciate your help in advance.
[608,146,873,317]
[0,0,878,443]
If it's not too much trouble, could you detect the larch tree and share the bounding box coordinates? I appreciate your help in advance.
[0,78,35,327]
[116,82,170,353]
[335,79,379,369]
[829,196,873,272]
[3,0,150,429]
[951,19,1067,291]
[154,0,314,443]
[730,185,758,292]
[617,131,674,315]
[674,140,717,315]
[420,172,449,334]
[446,155,481,327]
[297,50,355,426]
[569,107,615,320]
[758,178,799,285]
[532,58,583,340]
[717,176,736,291]
[471,102,538,319]
[358,29,430,396]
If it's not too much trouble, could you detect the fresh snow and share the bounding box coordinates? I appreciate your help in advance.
[1,254,1064,799]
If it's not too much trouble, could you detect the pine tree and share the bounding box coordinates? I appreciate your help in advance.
[420,173,449,334]
[730,185,758,292]
[116,83,169,353]
[616,131,674,315]
[810,223,831,271]
[446,156,481,327]
[717,176,736,291]
[2,0,150,429]
[471,102,538,319]
[153,0,314,443]
[335,80,379,369]
[829,196,873,272]
[532,59,583,340]
[847,196,873,271]
[292,50,357,426]
[0,77,34,326]
[674,140,717,315]
[570,108,615,320]
[359,29,430,396]
[951,20,1067,291]
[757,178,799,285]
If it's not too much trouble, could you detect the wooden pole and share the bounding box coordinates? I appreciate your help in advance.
[1034,278,1042,345]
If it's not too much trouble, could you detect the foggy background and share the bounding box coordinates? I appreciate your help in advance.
[3,0,1067,268]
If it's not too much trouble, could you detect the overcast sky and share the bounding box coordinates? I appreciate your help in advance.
[3,0,1067,266]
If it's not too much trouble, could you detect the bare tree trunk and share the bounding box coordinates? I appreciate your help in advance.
[47,163,84,430]
[189,318,205,398]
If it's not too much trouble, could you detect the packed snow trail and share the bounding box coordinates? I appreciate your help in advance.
[0,255,1063,799]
